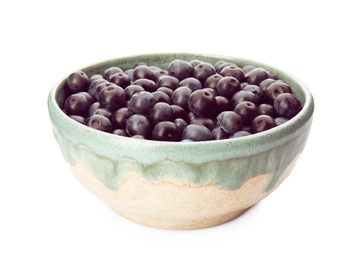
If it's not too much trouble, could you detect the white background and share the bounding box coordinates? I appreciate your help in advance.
[1,0,358,259]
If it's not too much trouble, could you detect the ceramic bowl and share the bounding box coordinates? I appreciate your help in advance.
[47,53,314,229]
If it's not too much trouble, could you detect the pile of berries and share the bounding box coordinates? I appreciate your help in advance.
[62,59,302,142]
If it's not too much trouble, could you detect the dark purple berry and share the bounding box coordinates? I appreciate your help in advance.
[259,78,276,92]
[182,124,213,141]
[148,102,173,124]
[124,85,145,101]
[216,111,243,134]
[190,117,216,131]
[250,115,275,134]
[128,91,156,115]
[193,62,216,83]
[171,86,192,110]
[257,103,277,117]
[242,65,256,74]
[98,85,125,111]
[168,59,193,80]
[112,107,134,129]
[64,93,93,117]
[215,96,231,113]
[234,101,258,124]
[109,72,131,88]
[152,91,171,104]
[92,108,113,119]
[157,87,173,97]
[171,105,188,120]
[242,84,263,101]
[188,89,217,117]
[173,118,188,133]
[156,75,179,90]
[133,65,157,82]
[216,76,242,99]
[274,117,289,126]
[231,91,259,108]
[86,114,113,133]
[126,114,152,138]
[204,74,223,89]
[219,65,245,82]
[88,79,108,98]
[178,77,202,91]
[112,128,128,137]
[133,78,157,92]
[229,130,251,138]
[273,93,302,118]
[103,67,123,81]
[152,121,181,142]
[69,115,86,124]
[245,67,268,85]
[264,82,292,104]
[66,71,90,93]
[212,127,229,140]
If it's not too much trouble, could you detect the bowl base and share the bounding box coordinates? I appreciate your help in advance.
[115,206,251,230]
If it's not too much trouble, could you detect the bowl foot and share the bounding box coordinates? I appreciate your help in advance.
[115,206,251,230]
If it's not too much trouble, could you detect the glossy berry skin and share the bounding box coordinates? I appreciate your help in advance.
[274,117,289,126]
[133,79,157,92]
[171,87,192,110]
[85,114,113,133]
[69,115,86,124]
[250,115,275,134]
[152,121,181,142]
[148,102,173,124]
[212,126,229,140]
[242,84,263,101]
[103,67,123,81]
[152,91,171,104]
[188,89,217,117]
[124,85,145,101]
[109,72,131,88]
[168,59,193,81]
[126,114,152,138]
[216,111,243,134]
[64,93,93,117]
[234,101,258,124]
[216,76,241,99]
[171,105,188,120]
[128,91,156,115]
[92,108,113,119]
[178,77,202,91]
[112,128,128,137]
[190,117,216,131]
[264,82,292,104]
[112,107,133,129]
[98,85,126,111]
[231,91,259,108]
[132,65,157,82]
[245,67,268,85]
[215,96,231,113]
[204,74,223,89]
[66,71,90,93]
[219,65,245,82]
[88,79,108,98]
[156,75,179,90]
[274,93,302,118]
[173,118,188,133]
[229,130,251,138]
[182,124,213,141]
[193,62,216,83]
[257,103,277,117]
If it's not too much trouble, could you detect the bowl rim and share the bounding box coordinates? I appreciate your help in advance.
[48,52,314,157]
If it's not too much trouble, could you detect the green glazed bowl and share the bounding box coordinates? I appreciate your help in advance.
[48,53,314,229]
